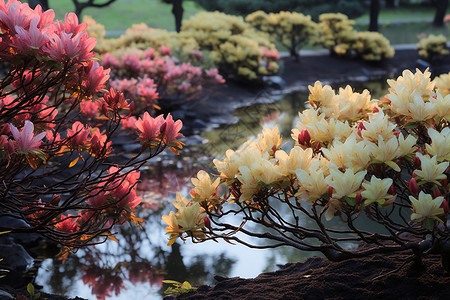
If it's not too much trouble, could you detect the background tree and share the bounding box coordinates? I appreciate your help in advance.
[192,0,366,20]
[431,0,449,27]
[385,0,396,7]
[369,0,380,31]
[162,0,184,32]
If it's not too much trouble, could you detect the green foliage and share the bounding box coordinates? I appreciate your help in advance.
[192,0,365,19]
[163,280,197,295]
[27,283,41,300]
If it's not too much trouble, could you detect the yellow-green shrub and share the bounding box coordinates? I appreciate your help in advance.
[353,31,395,61]
[417,34,449,61]
[246,10,318,61]
[181,11,279,81]
[318,13,357,56]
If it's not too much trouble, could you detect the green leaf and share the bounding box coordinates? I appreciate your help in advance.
[27,283,35,296]
[345,196,355,206]
[422,218,434,230]
[181,281,192,289]
[162,280,181,285]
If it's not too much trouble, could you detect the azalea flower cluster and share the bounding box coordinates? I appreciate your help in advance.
[164,68,450,266]
[0,0,183,250]
[102,47,224,113]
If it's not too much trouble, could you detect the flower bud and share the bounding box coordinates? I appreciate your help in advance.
[372,106,379,113]
[355,192,362,206]
[388,184,395,195]
[298,129,311,147]
[357,122,366,138]
[203,216,211,229]
[409,178,419,196]
[440,199,449,214]
[441,178,448,189]
[413,155,421,170]
[328,186,333,198]
[432,186,442,198]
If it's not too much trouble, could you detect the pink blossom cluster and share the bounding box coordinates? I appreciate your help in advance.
[0,1,184,249]
[102,46,225,112]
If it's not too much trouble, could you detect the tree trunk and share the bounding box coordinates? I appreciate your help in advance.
[432,0,449,27]
[369,0,380,32]
[385,0,396,8]
[172,0,184,33]
[72,0,117,18]
[28,0,49,11]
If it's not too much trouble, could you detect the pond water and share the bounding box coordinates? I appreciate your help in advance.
[36,79,390,299]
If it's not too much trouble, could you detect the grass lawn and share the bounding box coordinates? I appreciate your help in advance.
[355,5,436,21]
[38,0,204,31]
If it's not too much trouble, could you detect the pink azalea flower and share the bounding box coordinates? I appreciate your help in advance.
[13,17,49,53]
[9,120,46,151]
[161,113,183,144]
[0,1,32,35]
[135,112,165,144]
[159,45,172,57]
[67,121,90,149]
[82,61,110,96]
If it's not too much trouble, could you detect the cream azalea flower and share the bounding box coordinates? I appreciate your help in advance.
[308,81,335,108]
[295,161,329,199]
[414,153,449,183]
[366,135,401,171]
[176,202,206,231]
[332,85,373,121]
[361,176,394,206]
[213,149,240,179]
[426,127,450,161]
[410,191,444,222]
[292,109,352,145]
[237,158,284,202]
[434,73,450,97]
[190,170,220,201]
[360,111,396,143]
[321,134,371,171]
[429,92,450,121]
[275,146,314,176]
[406,94,436,121]
[254,126,282,156]
[325,167,367,199]
[397,133,417,157]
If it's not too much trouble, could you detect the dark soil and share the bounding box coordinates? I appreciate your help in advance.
[168,251,450,300]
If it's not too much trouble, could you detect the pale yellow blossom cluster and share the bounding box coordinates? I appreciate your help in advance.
[417,34,449,60]
[165,69,450,245]
[385,69,450,122]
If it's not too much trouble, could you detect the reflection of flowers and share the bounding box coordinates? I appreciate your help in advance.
[82,265,125,300]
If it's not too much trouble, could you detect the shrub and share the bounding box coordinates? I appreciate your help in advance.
[0,0,183,253]
[163,68,450,271]
[353,31,395,61]
[318,13,357,56]
[417,34,449,62]
[318,13,395,61]
[246,10,319,61]
[182,11,279,82]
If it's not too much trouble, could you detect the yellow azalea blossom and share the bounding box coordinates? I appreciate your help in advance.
[426,127,450,161]
[213,149,240,179]
[173,192,190,210]
[434,72,450,97]
[190,170,221,202]
[366,136,401,171]
[429,92,450,121]
[295,161,329,199]
[162,211,181,246]
[308,81,335,108]
[414,153,449,183]
[254,126,282,156]
[410,191,444,222]
[321,133,371,171]
[331,85,374,121]
[325,167,367,199]
[361,176,394,206]
[406,94,436,121]
[292,109,352,145]
[275,146,314,176]
[360,111,396,143]
[176,202,206,231]
[396,133,417,157]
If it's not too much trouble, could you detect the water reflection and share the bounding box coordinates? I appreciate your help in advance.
[36,79,391,299]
